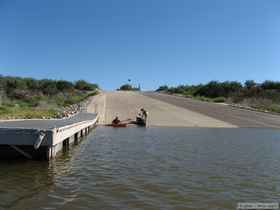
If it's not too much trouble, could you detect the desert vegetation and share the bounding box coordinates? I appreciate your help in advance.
[157,80,280,113]
[117,84,140,91]
[0,75,99,119]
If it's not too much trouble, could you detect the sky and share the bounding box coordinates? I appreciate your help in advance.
[0,0,279,90]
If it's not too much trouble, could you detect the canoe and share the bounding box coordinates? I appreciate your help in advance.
[112,123,127,127]
[106,123,128,127]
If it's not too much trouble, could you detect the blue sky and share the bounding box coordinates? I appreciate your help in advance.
[0,0,279,90]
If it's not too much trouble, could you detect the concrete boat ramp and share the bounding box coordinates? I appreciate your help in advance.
[1,91,280,160]
[0,112,98,160]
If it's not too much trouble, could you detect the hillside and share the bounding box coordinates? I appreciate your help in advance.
[157,80,280,113]
[0,76,98,119]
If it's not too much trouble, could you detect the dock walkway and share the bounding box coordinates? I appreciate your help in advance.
[0,112,98,160]
[0,112,97,129]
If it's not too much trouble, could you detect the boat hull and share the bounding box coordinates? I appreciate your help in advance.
[106,123,128,128]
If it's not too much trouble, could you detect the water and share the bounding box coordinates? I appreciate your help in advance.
[1,127,280,210]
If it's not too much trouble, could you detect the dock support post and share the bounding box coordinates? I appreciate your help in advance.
[74,133,79,145]
[63,138,70,151]
[47,147,52,160]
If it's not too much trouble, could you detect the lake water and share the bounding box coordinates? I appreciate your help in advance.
[1,127,280,210]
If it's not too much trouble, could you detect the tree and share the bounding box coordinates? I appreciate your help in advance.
[245,80,256,89]
[24,78,39,90]
[194,81,242,98]
[56,80,74,91]
[40,79,58,95]
[261,81,280,90]
[75,80,97,91]
[119,84,133,91]
[156,85,169,92]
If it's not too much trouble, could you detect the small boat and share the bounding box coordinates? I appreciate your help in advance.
[106,123,128,128]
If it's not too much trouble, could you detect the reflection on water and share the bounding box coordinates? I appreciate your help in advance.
[1,127,280,210]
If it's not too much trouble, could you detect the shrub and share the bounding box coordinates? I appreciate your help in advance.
[261,81,280,90]
[118,84,140,91]
[156,85,169,92]
[40,79,58,95]
[213,97,226,103]
[194,96,211,102]
[24,78,39,90]
[268,104,280,113]
[194,81,242,98]
[0,75,99,119]
[75,80,97,91]
[245,80,256,89]
[56,80,74,91]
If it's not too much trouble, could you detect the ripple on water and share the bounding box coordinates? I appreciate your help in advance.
[1,127,280,210]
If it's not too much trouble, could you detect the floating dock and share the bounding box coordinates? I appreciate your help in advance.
[0,112,98,160]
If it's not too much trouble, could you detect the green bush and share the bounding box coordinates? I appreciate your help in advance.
[245,80,256,89]
[0,75,99,119]
[54,95,66,106]
[56,80,74,91]
[0,106,7,114]
[75,80,98,91]
[118,84,133,91]
[268,104,280,113]
[194,96,211,102]
[213,97,226,103]
[194,81,242,98]
[118,84,140,91]
[156,85,169,92]
[261,81,280,90]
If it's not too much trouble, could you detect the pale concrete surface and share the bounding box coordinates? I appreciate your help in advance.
[144,92,280,128]
[87,93,106,124]
[92,91,236,127]
[0,112,97,129]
